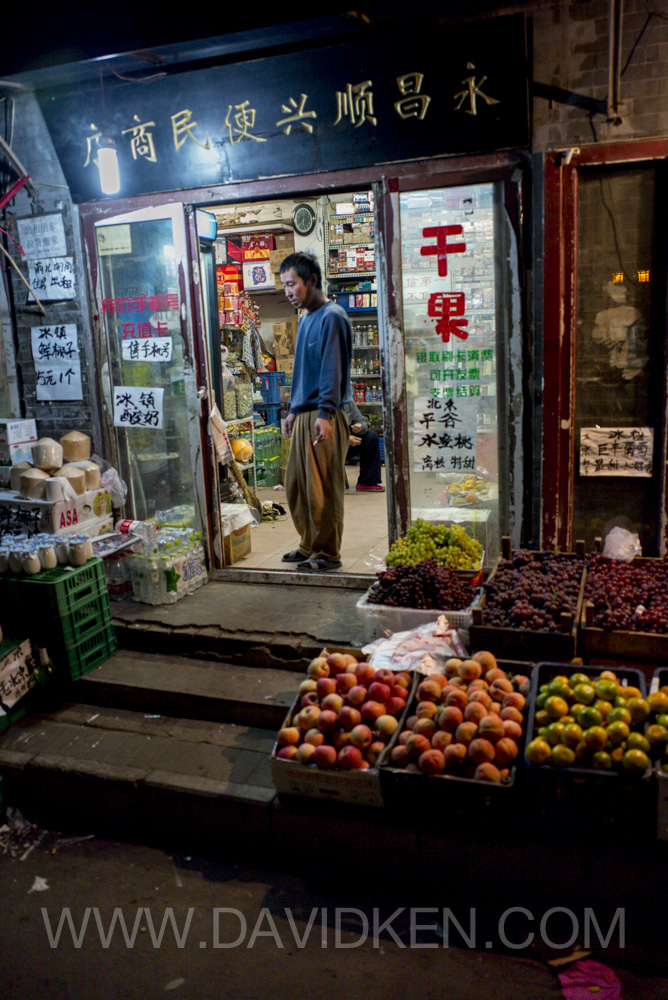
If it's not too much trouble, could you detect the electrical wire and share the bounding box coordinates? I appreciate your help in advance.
[598,174,638,288]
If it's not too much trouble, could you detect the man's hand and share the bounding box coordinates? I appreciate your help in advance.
[351,422,362,434]
[284,412,296,439]
[349,434,362,447]
[313,416,333,445]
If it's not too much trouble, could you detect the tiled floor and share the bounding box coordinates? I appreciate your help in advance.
[240,465,389,574]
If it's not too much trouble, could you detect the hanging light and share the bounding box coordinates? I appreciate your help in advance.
[98,135,120,195]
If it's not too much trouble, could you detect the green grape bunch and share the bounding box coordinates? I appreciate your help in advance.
[385,519,483,571]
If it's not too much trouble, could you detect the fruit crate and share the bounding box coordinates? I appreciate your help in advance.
[469,543,586,664]
[377,663,532,810]
[579,556,668,666]
[0,558,107,621]
[650,668,668,840]
[52,620,117,682]
[356,589,483,644]
[270,648,416,808]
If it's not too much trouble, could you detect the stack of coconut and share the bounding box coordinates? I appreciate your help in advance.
[10,431,100,500]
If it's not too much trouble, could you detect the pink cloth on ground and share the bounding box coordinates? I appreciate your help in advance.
[558,959,623,1000]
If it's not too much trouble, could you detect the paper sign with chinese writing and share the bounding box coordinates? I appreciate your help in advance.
[580,427,653,477]
[122,338,173,362]
[96,224,132,255]
[0,639,38,709]
[27,257,76,301]
[114,386,164,429]
[413,395,477,473]
[31,323,83,401]
[17,214,67,259]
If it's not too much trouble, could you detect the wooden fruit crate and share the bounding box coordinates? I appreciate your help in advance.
[469,539,586,664]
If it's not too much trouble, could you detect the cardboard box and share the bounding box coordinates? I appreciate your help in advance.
[275,355,294,375]
[0,441,35,466]
[223,521,251,565]
[0,488,112,537]
[268,249,287,273]
[0,419,37,446]
[274,232,295,253]
[242,260,274,291]
[272,318,298,356]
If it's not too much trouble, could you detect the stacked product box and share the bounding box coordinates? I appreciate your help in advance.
[0,487,113,538]
[0,419,38,487]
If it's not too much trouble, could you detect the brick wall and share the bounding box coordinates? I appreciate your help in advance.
[0,89,100,450]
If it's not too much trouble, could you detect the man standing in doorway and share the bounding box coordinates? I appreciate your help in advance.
[279,251,352,572]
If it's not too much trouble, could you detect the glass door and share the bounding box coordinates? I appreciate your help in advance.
[94,205,207,528]
[396,181,518,563]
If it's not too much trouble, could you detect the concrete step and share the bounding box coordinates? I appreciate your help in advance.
[74,650,297,730]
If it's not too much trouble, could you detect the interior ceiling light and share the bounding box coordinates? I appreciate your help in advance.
[98,135,120,195]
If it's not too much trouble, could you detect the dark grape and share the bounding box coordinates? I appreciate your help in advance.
[368,561,477,611]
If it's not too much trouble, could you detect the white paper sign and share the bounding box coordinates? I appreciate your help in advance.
[17,214,67,259]
[580,427,653,477]
[122,337,173,362]
[31,323,83,401]
[413,395,477,473]
[0,639,38,709]
[35,363,83,401]
[27,257,76,301]
[96,224,132,255]
[114,386,164,429]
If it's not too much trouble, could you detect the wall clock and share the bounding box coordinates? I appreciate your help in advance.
[292,203,316,236]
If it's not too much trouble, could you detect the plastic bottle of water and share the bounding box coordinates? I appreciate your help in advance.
[107,555,128,601]
[129,553,148,603]
[144,556,163,605]
[160,554,178,603]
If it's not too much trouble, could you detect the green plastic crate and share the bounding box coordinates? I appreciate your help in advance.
[52,620,117,682]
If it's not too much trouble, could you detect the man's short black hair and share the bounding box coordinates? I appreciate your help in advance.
[279,251,322,290]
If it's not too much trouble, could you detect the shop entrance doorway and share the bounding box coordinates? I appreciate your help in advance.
[194,188,391,575]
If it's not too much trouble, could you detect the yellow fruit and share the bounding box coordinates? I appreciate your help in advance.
[622,749,650,774]
[545,696,569,720]
[550,744,576,767]
[526,738,551,765]
[231,438,254,463]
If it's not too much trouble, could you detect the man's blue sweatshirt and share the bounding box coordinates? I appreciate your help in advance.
[288,300,353,419]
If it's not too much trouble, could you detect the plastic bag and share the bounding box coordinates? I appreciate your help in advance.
[603,526,642,562]
[364,615,468,673]
[91,453,127,508]
[208,403,234,465]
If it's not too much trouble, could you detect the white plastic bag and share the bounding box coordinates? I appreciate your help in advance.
[364,615,467,673]
[603,526,642,562]
[91,453,127,508]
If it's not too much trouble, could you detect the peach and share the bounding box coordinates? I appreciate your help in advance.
[350,723,374,749]
[327,652,352,675]
[276,745,298,760]
[498,768,510,781]
[438,705,464,732]
[391,745,410,767]
[432,730,453,751]
[336,673,358,694]
[485,666,507,684]
[303,728,325,747]
[478,715,505,742]
[406,763,421,773]
[500,706,524,725]
[416,701,439,720]
[488,701,501,715]
[464,701,488,724]
[376,715,399,738]
[369,681,392,704]
[391,684,409,699]
[414,717,437,739]
[432,673,449,690]
[468,690,493,710]
[298,679,317,696]
[358,760,371,770]
[468,738,496,765]
[316,709,339,732]
[445,677,467,691]
[490,677,514,700]
[338,745,364,770]
[298,705,321,730]
[418,749,446,774]
[445,688,468,710]
[366,740,386,766]
[443,742,468,769]
[455,721,478,745]
[295,742,317,764]
[321,693,345,714]
[502,720,523,740]
[494,737,519,766]
[398,729,412,745]
[513,675,532,697]
[394,671,412,690]
[444,657,462,678]
[307,656,330,680]
[277,727,301,747]
[314,745,337,769]
[301,692,320,708]
[361,701,387,725]
[316,677,337,699]
[417,679,442,703]
[405,733,431,761]
[347,685,368,708]
[474,762,502,782]
[354,662,376,685]
[338,705,362,731]
[405,715,419,731]
[374,668,395,687]
[332,729,352,750]
[387,696,407,717]
[472,650,498,672]
[467,679,490,693]
[345,660,360,674]
[502,691,526,712]
[458,659,483,682]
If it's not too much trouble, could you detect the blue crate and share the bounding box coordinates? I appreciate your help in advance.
[256,402,281,427]
[379,435,385,463]
[258,371,287,404]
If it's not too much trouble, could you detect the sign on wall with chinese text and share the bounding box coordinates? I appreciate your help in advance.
[579,427,653,477]
[39,16,528,203]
